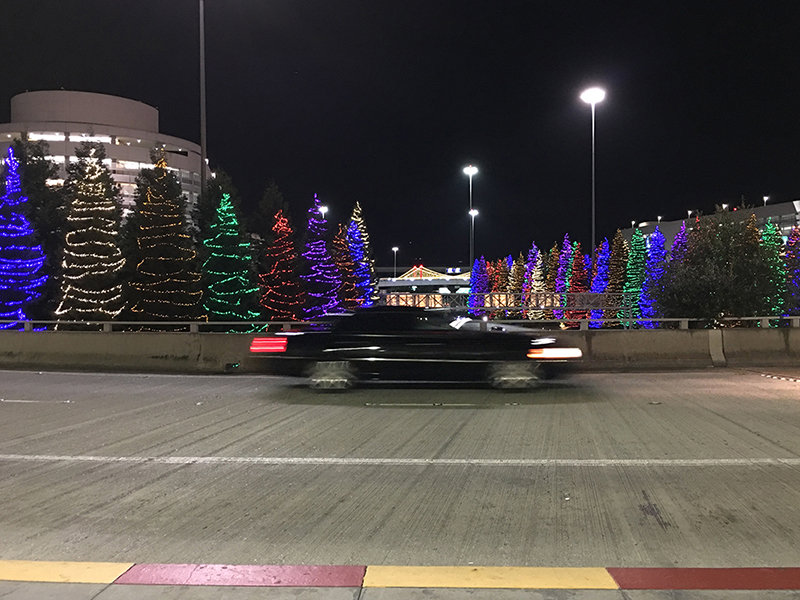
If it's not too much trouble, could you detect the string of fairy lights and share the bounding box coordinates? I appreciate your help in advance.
[55,145,125,320]
[5,139,799,328]
[0,148,47,329]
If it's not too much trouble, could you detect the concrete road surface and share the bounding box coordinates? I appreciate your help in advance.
[1,367,800,594]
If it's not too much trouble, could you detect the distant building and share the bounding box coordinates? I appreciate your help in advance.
[622,200,800,248]
[0,90,201,215]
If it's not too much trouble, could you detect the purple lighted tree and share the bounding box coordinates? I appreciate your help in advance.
[786,227,800,315]
[0,147,47,329]
[300,195,342,318]
[670,221,688,262]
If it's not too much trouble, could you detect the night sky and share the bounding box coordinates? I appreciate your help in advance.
[3,1,799,269]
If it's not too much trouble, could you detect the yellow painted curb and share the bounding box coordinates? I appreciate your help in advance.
[0,560,134,584]
[363,566,619,589]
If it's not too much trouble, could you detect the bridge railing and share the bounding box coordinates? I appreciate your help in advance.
[2,315,800,332]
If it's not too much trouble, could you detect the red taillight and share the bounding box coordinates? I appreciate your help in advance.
[250,337,288,353]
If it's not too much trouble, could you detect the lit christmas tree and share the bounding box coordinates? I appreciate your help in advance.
[542,242,560,319]
[201,193,259,324]
[331,223,361,311]
[258,209,305,321]
[589,238,610,327]
[300,195,342,318]
[759,219,786,318]
[566,242,589,323]
[468,256,490,316]
[486,259,497,293]
[508,252,526,315]
[670,221,688,262]
[521,242,539,316]
[128,154,204,324]
[492,256,510,317]
[526,249,547,320]
[554,234,573,319]
[639,227,666,328]
[604,229,628,323]
[55,142,125,322]
[785,227,800,316]
[0,147,47,329]
[623,228,647,322]
[347,201,376,306]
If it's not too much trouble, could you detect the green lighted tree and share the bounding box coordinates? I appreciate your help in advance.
[201,193,260,323]
[623,228,646,321]
[759,219,786,318]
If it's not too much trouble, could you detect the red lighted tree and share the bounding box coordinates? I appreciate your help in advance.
[566,242,589,324]
[258,209,306,321]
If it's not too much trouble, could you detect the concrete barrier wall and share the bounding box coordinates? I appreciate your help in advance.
[0,329,798,374]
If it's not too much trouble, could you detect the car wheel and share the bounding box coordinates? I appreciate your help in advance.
[308,361,356,391]
[487,362,540,390]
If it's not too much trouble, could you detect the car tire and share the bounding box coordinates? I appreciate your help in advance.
[308,361,356,391]
[487,362,540,390]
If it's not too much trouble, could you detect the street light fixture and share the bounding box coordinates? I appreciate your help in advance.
[763,195,769,206]
[319,205,328,218]
[463,165,479,268]
[657,216,662,224]
[392,247,399,278]
[469,209,479,268]
[580,87,605,259]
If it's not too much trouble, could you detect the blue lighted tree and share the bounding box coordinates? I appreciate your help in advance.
[300,195,342,318]
[639,227,666,328]
[0,147,47,329]
[347,201,375,306]
[589,238,610,327]
[554,234,573,319]
[468,256,490,316]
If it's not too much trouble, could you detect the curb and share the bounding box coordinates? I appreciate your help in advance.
[1,562,800,590]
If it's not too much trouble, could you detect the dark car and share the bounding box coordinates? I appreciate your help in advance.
[250,306,581,390]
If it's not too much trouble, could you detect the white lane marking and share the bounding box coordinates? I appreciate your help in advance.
[0,399,72,404]
[365,403,480,407]
[0,454,798,467]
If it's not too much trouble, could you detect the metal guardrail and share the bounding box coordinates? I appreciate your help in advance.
[1,316,799,332]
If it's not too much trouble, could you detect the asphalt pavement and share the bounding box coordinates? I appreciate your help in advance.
[1,367,800,598]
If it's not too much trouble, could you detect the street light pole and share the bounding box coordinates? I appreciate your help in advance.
[199,0,208,199]
[392,247,399,278]
[580,87,605,262]
[463,165,478,268]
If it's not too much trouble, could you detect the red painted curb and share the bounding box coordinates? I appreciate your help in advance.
[114,564,366,587]
[608,568,800,590]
